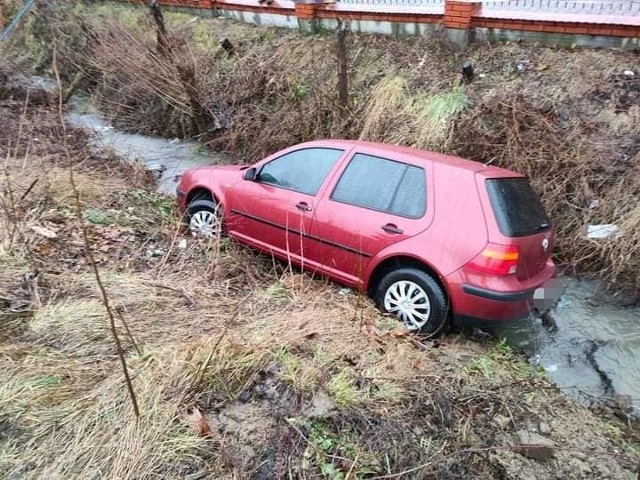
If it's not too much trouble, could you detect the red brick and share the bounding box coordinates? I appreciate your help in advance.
[545,25,567,33]
[570,25,590,34]
[525,23,545,32]
[444,14,466,21]
[445,20,468,28]
[611,27,634,37]
[449,4,472,12]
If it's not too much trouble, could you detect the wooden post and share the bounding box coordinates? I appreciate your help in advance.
[336,19,348,111]
[148,0,209,135]
[149,0,171,55]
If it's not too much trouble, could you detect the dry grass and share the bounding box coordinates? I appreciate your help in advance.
[9,1,638,295]
[2,7,640,478]
[1,97,637,478]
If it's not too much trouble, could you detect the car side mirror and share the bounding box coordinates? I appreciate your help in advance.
[243,167,257,181]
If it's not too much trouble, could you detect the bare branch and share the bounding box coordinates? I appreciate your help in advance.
[52,41,140,419]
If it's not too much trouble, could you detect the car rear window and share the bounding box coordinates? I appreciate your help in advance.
[486,178,550,237]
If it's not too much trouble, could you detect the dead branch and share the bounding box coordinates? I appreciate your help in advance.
[53,42,140,419]
[113,305,143,357]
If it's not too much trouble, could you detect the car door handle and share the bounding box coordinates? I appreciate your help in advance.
[382,223,404,235]
[296,202,312,212]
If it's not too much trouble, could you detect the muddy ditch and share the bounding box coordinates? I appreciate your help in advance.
[0,91,639,479]
[3,67,639,416]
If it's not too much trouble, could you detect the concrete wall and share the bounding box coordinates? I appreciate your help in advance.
[217,8,298,28]
[145,0,640,49]
[317,18,439,36]
[474,27,640,50]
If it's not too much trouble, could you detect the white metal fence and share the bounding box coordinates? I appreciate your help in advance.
[338,0,443,7]
[480,0,640,15]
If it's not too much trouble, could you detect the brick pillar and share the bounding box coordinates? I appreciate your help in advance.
[199,0,215,17]
[295,1,321,33]
[443,0,481,46]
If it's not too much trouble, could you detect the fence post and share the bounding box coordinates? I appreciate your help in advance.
[295,1,321,33]
[443,0,481,46]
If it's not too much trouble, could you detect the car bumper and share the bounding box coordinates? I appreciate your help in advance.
[447,263,558,325]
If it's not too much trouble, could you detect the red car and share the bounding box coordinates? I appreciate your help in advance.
[177,140,556,335]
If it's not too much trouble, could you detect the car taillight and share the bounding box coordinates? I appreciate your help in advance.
[466,243,519,275]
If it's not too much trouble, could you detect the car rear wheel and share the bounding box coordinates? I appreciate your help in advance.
[375,268,448,336]
[187,199,223,239]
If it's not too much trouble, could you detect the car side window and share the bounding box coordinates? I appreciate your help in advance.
[389,164,426,217]
[258,148,344,196]
[331,153,426,218]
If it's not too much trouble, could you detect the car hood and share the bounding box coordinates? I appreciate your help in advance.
[187,164,245,173]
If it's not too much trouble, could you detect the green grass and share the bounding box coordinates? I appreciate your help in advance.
[465,356,495,379]
[411,87,470,150]
[274,347,320,392]
[294,418,379,478]
[327,371,362,406]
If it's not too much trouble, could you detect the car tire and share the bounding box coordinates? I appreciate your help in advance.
[374,268,449,336]
[187,199,224,239]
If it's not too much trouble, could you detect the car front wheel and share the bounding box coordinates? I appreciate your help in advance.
[187,199,224,239]
[375,268,448,336]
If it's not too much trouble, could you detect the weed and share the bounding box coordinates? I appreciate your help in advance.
[274,347,319,392]
[265,282,292,304]
[465,356,495,379]
[294,84,311,101]
[493,338,513,356]
[327,371,362,406]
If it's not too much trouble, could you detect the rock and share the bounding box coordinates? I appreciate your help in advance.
[515,430,556,461]
[568,458,592,475]
[219,37,234,54]
[30,225,58,239]
[538,422,552,435]
[494,414,511,429]
[307,390,335,418]
[460,59,474,84]
[516,60,532,73]
[572,451,588,461]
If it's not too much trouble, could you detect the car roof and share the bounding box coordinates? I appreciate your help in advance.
[298,139,522,177]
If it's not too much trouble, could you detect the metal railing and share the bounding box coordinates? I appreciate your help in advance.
[480,0,640,15]
[338,0,444,7]
[0,0,37,42]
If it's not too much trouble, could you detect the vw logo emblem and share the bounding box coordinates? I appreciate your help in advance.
[541,238,549,252]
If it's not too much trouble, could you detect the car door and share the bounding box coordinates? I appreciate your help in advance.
[307,152,432,286]
[225,147,345,261]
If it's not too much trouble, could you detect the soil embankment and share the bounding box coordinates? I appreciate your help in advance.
[5,0,639,297]
[0,78,638,478]
[1,1,640,478]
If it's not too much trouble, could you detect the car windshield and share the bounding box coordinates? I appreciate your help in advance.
[486,178,550,237]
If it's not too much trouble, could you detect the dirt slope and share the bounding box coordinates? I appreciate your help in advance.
[1,83,639,478]
[4,0,639,297]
